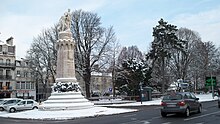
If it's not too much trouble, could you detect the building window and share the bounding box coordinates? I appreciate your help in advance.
[0,82,2,89]
[6,70,11,79]
[16,82,21,89]
[24,72,28,77]
[6,59,10,65]
[16,61,21,66]
[21,82,25,89]
[31,82,35,89]
[6,82,10,89]
[30,72,34,78]
[17,70,21,76]
[0,69,2,79]
[0,69,3,75]
[0,58,3,64]
[8,46,15,53]
[0,45,2,52]
[26,82,31,89]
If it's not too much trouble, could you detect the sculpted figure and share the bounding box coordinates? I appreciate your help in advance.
[58,9,71,32]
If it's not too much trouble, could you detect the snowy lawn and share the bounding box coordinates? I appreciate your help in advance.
[0,93,217,120]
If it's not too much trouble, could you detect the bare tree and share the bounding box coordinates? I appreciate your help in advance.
[169,28,201,80]
[26,26,58,100]
[117,46,143,66]
[71,10,116,98]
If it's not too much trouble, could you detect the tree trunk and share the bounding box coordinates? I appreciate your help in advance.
[84,71,91,98]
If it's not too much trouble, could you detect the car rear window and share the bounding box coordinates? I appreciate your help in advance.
[163,94,182,100]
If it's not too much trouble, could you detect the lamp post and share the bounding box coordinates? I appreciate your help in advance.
[139,82,143,104]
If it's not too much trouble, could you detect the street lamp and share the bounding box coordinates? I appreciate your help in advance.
[139,82,143,104]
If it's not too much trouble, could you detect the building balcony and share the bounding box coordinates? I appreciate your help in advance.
[0,63,15,69]
[0,86,13,91]
[0,75,13,80]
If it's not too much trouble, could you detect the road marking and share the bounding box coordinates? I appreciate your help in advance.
[184,111,220,121]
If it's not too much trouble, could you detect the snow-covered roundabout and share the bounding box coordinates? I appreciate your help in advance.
[0,106,137,120]
[0,93,217,120]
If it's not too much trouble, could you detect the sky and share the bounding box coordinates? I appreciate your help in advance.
[0,0,220,59]
[0,93,216,120]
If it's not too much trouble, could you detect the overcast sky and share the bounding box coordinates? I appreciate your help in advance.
[0,0,220,59]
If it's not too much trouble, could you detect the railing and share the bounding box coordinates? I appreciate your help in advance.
[0,86,13,90]
[0,75,13,80]
[0,62,15,68]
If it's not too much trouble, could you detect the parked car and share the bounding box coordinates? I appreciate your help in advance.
[161,92,202,117]
[6,99,38,113]
[0,98,22,111]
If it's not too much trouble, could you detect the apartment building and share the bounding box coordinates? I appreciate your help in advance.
[0,37,36,99]
[90,72,113,96]
[0,37,16,98]
[15,59,36,100]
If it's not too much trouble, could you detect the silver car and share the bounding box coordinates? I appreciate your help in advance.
[6,99,38,113]
[0,98,22,111]
[161,92,202,117]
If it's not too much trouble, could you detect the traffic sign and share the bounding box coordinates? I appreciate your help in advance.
[205,77,216,86]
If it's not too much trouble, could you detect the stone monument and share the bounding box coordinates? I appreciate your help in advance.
[40,9,94,110]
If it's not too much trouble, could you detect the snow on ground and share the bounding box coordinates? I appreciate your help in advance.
[0,93,217,120]
[0,107,137,120]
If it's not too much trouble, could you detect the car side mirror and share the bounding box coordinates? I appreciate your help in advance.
[196,98,199,100]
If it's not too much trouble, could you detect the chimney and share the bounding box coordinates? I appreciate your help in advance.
[6,36,14,45]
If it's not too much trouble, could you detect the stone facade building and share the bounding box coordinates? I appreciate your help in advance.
[77,72,113,96]
[0,37,36,99]
[0,37,16,98]
[15,59,36,100]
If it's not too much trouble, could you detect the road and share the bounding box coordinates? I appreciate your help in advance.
[0,100,220,124]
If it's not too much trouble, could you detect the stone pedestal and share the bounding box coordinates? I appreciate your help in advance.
[40,87,93,111]
[56,31,77,83]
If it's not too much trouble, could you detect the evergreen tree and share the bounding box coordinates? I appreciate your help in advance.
[147,18,184,93]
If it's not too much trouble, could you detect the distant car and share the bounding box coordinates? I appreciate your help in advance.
[0,98,22,111]
[6,99,38,113]
[161,92,202,117]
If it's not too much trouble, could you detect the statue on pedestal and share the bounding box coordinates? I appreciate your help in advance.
[39,9,94,111]
[58,9,71,32]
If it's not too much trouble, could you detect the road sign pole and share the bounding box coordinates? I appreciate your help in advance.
[211,73,214,99]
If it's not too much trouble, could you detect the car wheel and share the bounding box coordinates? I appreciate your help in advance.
[0,107,4,111]
[32,106,38,109]
[161,112,167,117]
[184,108,190,117]
[198,105,202,113]
[9,108,16,113]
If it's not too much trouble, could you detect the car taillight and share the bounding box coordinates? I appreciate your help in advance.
[178,101,186,106]
[161,102,167,106]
